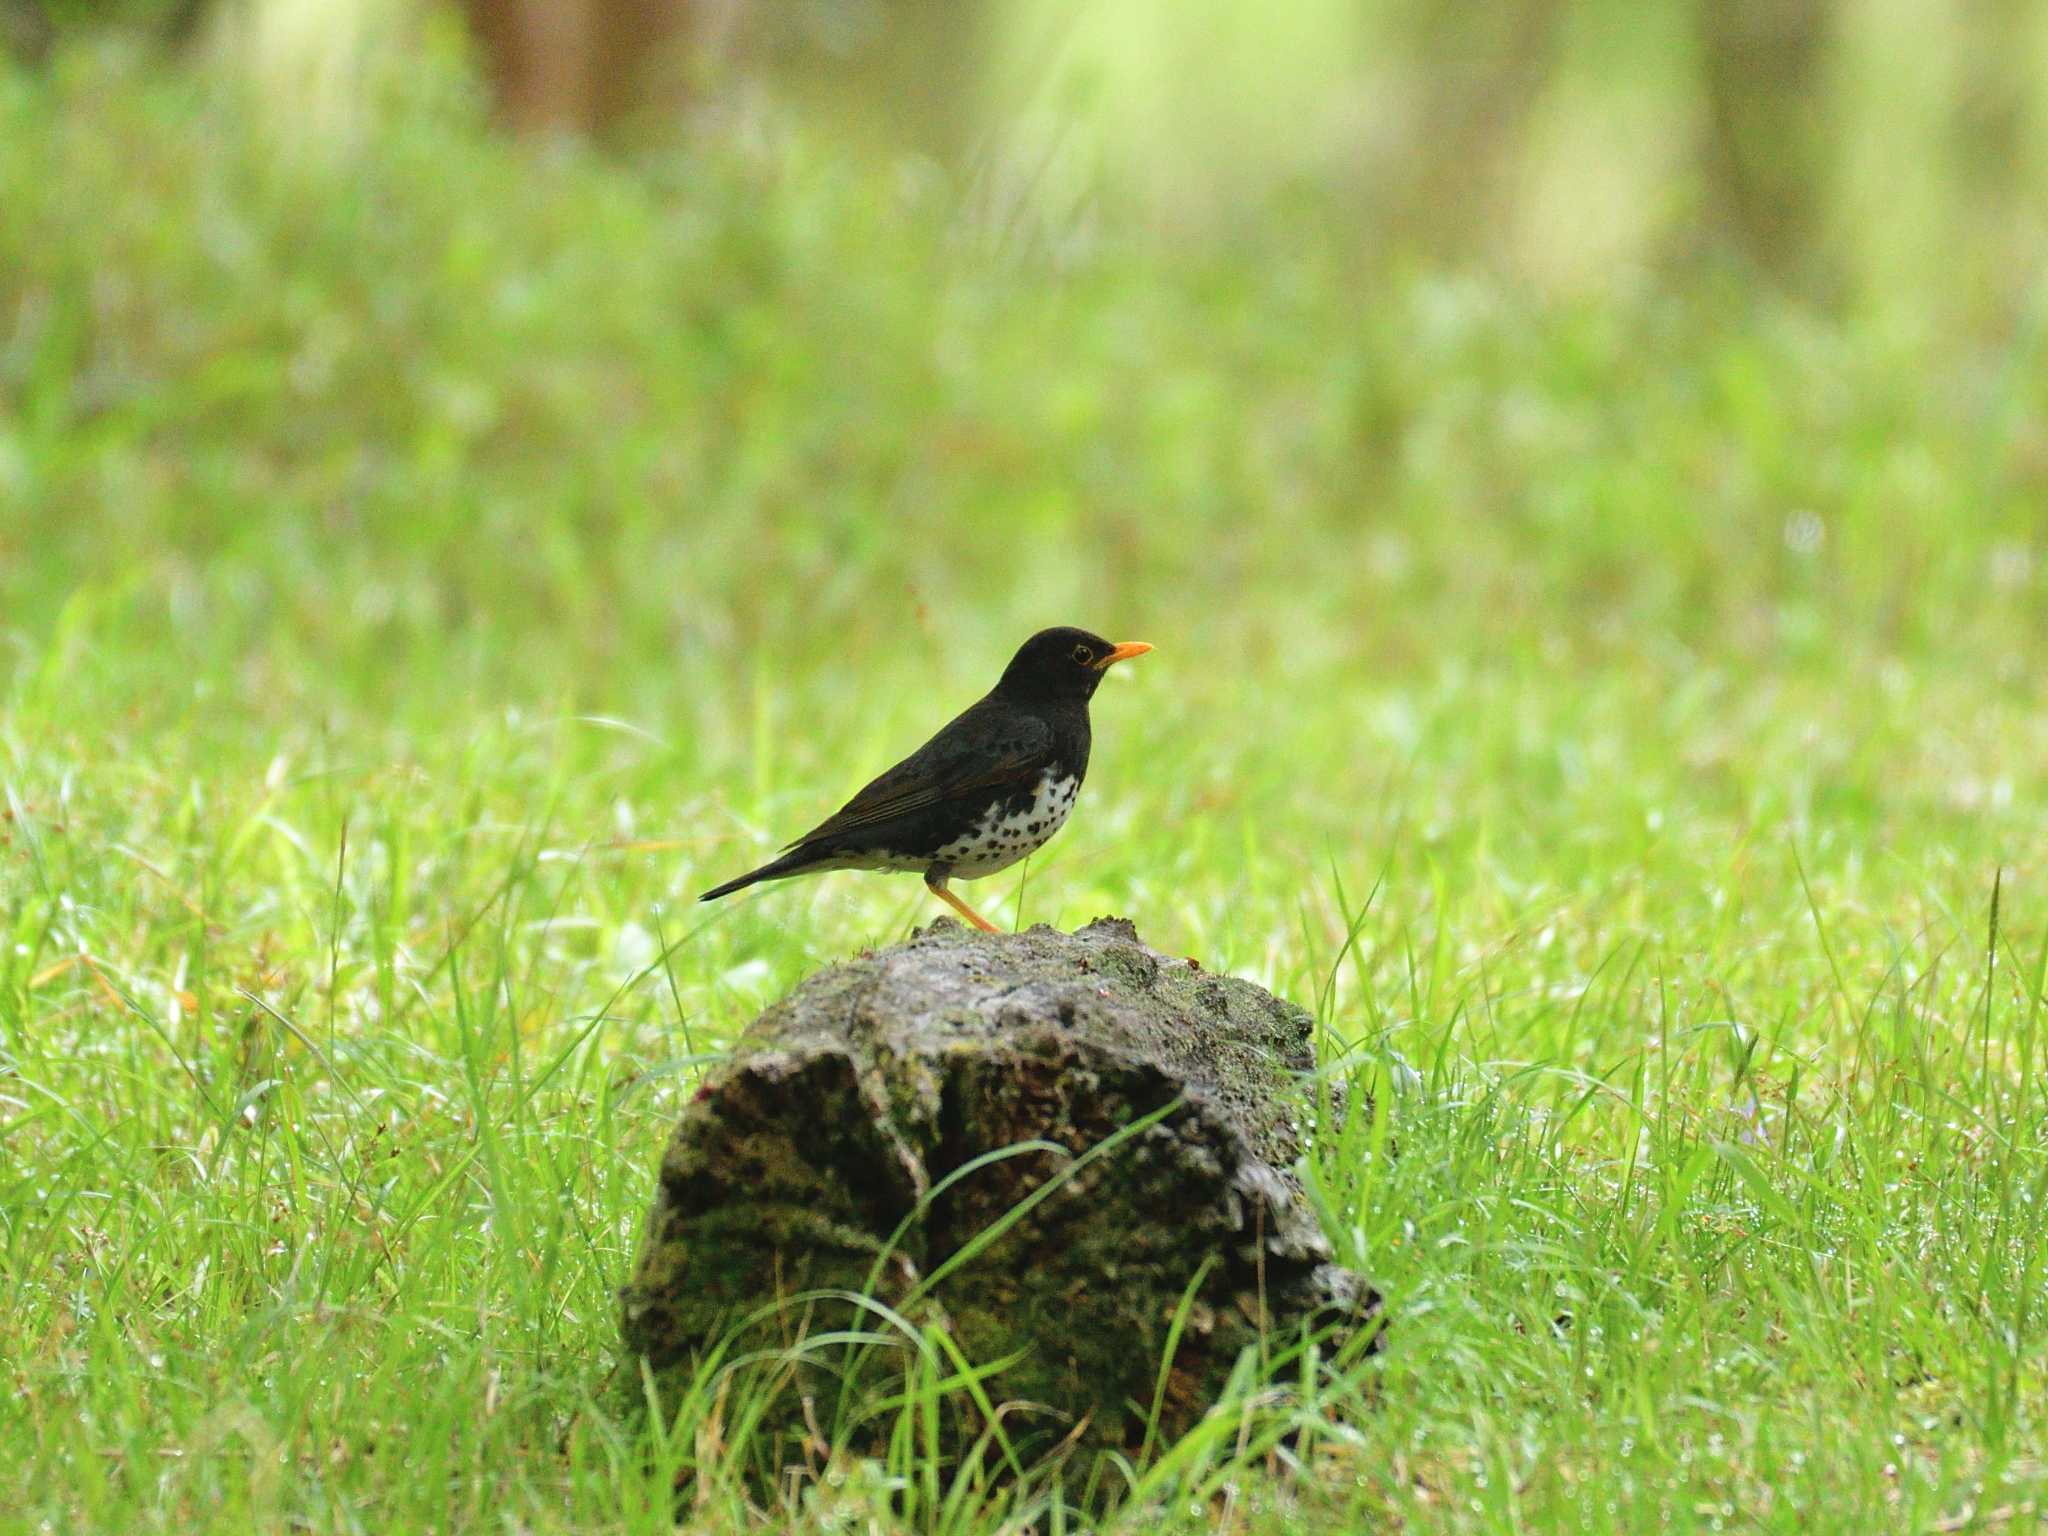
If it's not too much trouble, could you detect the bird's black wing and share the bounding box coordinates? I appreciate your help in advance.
[782,698,1053,849]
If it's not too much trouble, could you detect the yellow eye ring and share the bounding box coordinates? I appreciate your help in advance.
[1071,644,1092,664]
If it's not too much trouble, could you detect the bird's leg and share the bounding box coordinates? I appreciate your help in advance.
[925,875,1000,933]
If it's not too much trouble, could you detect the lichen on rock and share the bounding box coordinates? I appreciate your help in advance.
[619,916,1380,1458]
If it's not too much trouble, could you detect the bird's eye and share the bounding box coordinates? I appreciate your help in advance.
[1071,643,1092,665]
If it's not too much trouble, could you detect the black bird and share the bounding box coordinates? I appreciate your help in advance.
[699,627,1153,931]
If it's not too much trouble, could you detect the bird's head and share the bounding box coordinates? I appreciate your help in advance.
[995,627,1153,703]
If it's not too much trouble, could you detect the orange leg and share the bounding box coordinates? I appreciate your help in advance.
[925,877,1000,933]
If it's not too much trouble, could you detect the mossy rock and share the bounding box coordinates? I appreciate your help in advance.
[619,917,1378,1461]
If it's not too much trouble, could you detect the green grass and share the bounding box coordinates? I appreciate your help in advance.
[6,40,2048,1534]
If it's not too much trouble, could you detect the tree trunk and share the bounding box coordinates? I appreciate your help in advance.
[1695,0,1832,276]
[619,917,1379,1462]
[457,0,701,135]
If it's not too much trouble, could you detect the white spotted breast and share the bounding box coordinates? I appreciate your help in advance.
[928,771,1082,878]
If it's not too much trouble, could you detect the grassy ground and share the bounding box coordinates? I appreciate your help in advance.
[6,45,2048,1534]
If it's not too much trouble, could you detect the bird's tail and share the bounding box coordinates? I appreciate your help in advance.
[698,847,822,903]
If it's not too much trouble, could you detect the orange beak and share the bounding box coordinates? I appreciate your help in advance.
[1094,640,1154,670]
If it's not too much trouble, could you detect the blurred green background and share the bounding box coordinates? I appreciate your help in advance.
[8,0,2048,666]
[7,1,2048,1529]
[8,0,2048,753]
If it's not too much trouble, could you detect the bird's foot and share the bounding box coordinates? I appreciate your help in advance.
[925,880,1001,933]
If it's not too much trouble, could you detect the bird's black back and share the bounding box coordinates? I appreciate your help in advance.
[781,689,1088,860]
[697,626,1148,905]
